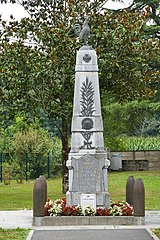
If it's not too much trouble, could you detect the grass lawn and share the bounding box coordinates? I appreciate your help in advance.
[0,178,64,210]
[0,171,160,210]
[153,228,160,239]
[0,228,29,240]
[108,171,160,210]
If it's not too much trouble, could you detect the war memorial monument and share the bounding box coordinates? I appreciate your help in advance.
[66,16,110,209]
[33,17,145,227]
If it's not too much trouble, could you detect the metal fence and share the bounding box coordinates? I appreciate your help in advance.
[0,152,62,182]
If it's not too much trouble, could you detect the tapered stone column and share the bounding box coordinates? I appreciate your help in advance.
[66,46,110,208]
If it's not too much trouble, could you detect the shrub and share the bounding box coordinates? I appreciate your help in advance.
[105,136,127,151]
[12,128,53,179]
[2,162,12,185]
[50,137,62,176]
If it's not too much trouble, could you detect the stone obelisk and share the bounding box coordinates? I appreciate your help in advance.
[66,18,110,209]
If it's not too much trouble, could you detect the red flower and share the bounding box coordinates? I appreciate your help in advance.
[61,198,66,207]
[62,206,78,216]
[44,200,53,216]
[96,208,103,216]
[103,209,110,216]
[121,204,133,216]
[96,208,110,216]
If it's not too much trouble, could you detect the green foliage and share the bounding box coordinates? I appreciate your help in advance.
[50,137,62,176]
[144,24,160,40]
[105,136,160,151]
[12,128,54,179]
[93,11,159,101]
[0,116,62,179]
[0,116,42,153]
[124,136,160,151]
[2,162,12,185]
[128,1,160,26]
[0,2,159,123]
[0,1,159,190]
[105,136,127,151]
[29,156,47,179]
[11,161,24,183]
[103,100,160,138]
[12,127,52,157]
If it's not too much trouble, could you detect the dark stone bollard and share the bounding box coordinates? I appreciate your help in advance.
[126,176,135,205]
[33,176,47,217]
[133,178,145,216]
[39,175,47,203]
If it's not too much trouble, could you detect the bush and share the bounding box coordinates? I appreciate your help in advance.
[0,116,63,179]
[11,161,24,183]
[50,137,62,176]
[12,127,53,179]
[105,136,127,151]
[2,162,12,185]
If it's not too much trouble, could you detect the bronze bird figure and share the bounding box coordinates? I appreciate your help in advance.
[79,16,90,45]
[68,16,90,45]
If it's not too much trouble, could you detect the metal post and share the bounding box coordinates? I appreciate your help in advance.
[47,152,50,179]
[0,152,2,182]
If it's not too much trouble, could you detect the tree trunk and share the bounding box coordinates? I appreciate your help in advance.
[61,115,70,194]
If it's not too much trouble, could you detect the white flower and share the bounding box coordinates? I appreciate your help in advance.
[48,203,62,216]
[44,199,53,208]
[76,205,83,216]
[84,206,96,216]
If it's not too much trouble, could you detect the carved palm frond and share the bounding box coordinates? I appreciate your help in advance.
[80,77,95,117]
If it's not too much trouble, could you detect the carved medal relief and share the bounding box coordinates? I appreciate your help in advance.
[83,54,91,63]
[80,76,95,149]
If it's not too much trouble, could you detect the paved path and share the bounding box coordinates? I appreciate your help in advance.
[0,210,160,229]
[0,210,159,240]
[29,229,159,240]
[0,210,33,229]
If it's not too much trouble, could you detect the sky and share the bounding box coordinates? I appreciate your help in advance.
[0,0,133,21]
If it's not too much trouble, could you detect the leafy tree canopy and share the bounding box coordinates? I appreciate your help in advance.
[0,0,159,191]
[128,0,160,25]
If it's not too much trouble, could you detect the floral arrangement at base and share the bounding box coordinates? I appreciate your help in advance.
[44,198,133,217]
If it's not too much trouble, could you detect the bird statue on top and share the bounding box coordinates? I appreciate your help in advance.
[68,16,90,46]
[79,16,90,45]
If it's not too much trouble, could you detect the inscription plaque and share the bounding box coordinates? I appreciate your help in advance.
[72,154,103,192]
[81,194,96,210]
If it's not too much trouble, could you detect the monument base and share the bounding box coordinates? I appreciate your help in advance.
[66,153,110,209]
[33,216,145,226]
